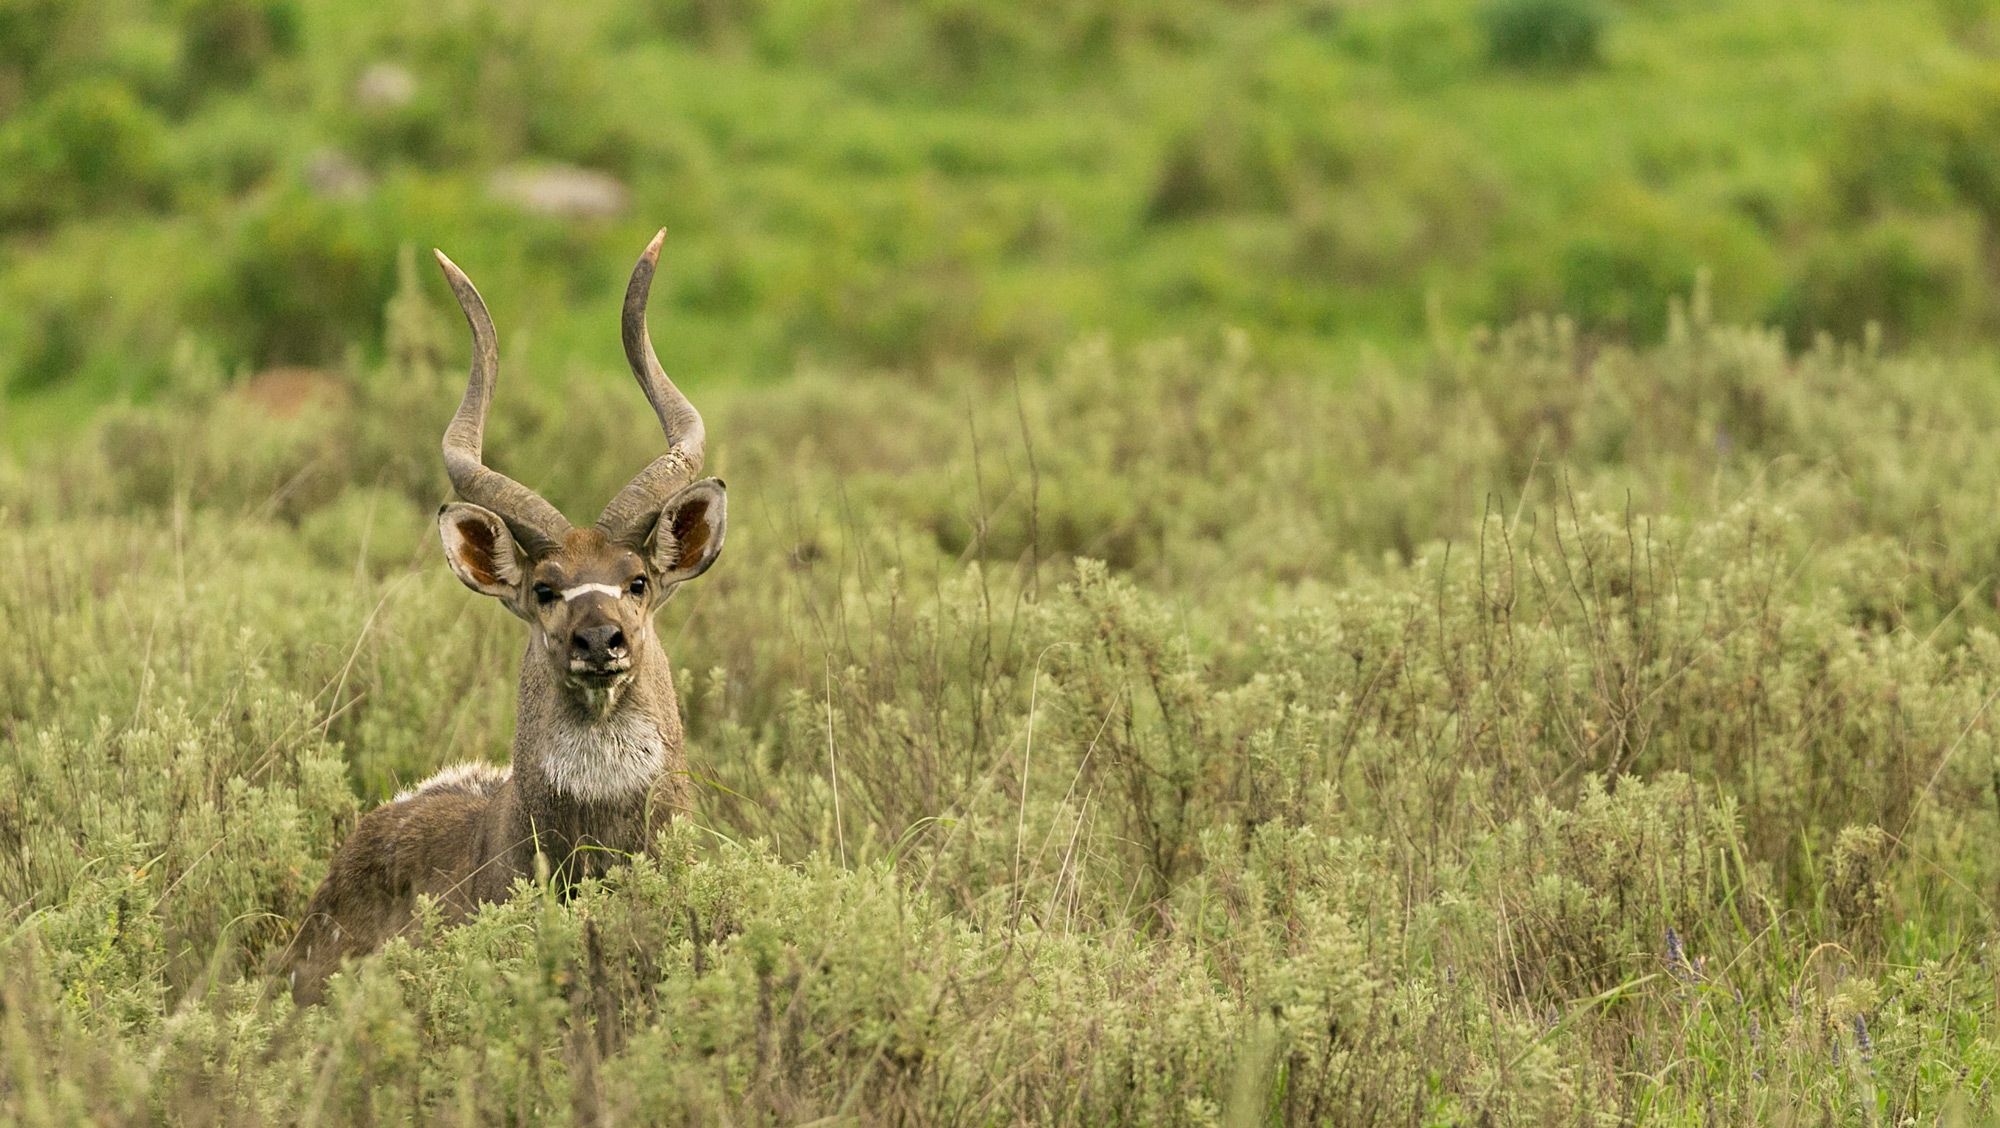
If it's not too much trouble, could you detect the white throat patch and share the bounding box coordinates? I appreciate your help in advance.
[541,708,669,801]
[562,583,624,602]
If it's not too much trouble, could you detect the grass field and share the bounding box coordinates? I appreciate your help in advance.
[10,281,2000,1121]
[18,0,2000,1124]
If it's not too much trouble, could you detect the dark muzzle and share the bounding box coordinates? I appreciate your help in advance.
[570,624,628,671]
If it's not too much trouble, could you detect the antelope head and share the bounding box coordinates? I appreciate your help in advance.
[432,231,725,717]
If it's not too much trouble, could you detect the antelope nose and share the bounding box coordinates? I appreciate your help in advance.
[572,625,626,662]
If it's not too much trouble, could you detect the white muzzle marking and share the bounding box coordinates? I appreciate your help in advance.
[562,583,624,602]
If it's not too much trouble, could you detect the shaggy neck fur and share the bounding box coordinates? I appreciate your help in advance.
[535,704,668,801]
[507,623,690,879]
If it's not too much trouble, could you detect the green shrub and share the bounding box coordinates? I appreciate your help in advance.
[1147,105,1323,222]
[211,188,394,365]
[0,78,167,231]
[1558,231,1697,340]
[1775,218,1980,347]
[363,0,605,167]
[0,0,101,109]
[173,0,299,93]
[6,299,92,394]
[1829,75,2000,222]
[641,0,765,48]
[1482,0,1603,71]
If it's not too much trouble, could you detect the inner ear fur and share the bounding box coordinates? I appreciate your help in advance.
[439,502,524,598]
[647,479,727,584]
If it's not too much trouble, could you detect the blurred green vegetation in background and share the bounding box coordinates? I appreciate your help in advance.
[6,0,2000,430]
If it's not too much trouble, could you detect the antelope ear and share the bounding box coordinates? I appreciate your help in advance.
[646,479,726,585]
[439,503,524,598]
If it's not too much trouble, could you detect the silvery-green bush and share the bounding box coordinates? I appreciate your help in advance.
[10,300,2000,1122]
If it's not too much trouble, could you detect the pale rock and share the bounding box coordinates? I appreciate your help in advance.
[488,164,628,220]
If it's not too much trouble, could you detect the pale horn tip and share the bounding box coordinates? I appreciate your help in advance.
[433,248,474,290]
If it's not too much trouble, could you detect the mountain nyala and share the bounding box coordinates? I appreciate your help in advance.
[284,231,725,1005]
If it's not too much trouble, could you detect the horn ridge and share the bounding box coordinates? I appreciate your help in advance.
[597,229,707,544]
[435,249,571,559]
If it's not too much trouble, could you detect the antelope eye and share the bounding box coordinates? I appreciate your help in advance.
[532,582,557,604]
[628,575,648,596]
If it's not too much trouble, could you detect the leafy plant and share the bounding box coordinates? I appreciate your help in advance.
[1482,0,1603,72]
